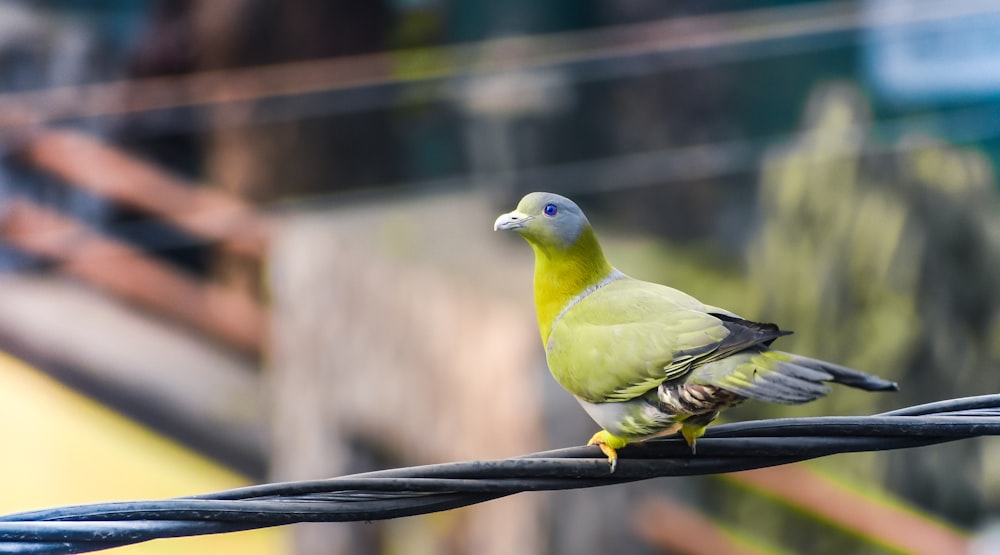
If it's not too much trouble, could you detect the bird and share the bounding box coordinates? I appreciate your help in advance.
[494,191,898,472]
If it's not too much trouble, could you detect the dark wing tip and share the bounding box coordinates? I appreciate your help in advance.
[822,365,899,392]
[708,313,792,347]
[848,375,899,392]
[881,381,900,392]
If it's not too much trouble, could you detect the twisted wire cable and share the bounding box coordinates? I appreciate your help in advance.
[3,394,999,554]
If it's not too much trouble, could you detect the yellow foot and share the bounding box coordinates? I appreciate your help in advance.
[681,423,707,454]
[587,430,629,473]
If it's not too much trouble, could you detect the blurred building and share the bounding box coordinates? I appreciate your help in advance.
[0,1,998,554]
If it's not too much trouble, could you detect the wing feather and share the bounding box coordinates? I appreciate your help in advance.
[544,278,791,403]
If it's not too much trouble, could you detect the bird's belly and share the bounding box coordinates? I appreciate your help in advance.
[575,396,679,440]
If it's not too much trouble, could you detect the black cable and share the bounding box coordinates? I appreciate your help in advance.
[2,394,999,554]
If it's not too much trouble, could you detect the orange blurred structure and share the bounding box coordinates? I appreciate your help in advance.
[0,199,265,355]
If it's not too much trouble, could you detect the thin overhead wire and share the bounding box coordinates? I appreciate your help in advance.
[0,0,997,135]
[0,394,998,554]
[8,94,1000,263]
[3,1,1000,258]
[224,99,1000,219]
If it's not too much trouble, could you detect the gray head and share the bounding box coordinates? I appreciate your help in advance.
[494,192,592,251]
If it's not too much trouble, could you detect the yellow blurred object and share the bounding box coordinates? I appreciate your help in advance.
[0,350,287,555]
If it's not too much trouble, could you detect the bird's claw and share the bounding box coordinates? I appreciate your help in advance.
[681,422,706,454]
[588,430,626,473]
[596,442,618,473]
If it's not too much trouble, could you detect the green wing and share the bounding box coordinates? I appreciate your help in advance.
[545,278,787,403]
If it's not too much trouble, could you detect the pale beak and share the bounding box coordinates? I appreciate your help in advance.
[494,211,531,231]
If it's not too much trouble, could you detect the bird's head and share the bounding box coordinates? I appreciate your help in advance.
[495,192,614,332]
[494,192,591,253]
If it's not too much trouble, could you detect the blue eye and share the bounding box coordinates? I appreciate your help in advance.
[543,203,558,217]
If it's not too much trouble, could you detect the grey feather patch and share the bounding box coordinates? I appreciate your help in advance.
[745,370,832,404]
[774,362,833,383]
[714,371,822,404]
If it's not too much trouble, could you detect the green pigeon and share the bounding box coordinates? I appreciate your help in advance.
[494,192,898,471]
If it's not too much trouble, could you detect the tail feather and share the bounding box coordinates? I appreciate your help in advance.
[690,349,898,405]
[792,354,899,392]
[747,369,831,403]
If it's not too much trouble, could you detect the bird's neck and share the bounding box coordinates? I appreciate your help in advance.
[531,227,614,344]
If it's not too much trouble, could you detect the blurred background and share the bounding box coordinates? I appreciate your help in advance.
[1,0,1000,553]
